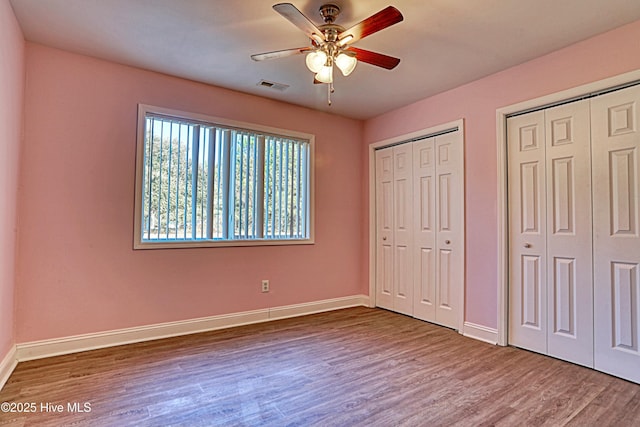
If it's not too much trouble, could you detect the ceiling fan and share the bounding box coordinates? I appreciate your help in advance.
[251,3,403,104]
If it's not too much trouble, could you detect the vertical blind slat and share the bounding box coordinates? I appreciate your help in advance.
[157,120,164,239]
[256,136,265,239]
[242,134,249,238]
[145,118,153,240]
[166,123,173,238]
[183,124,189,239]
[270,139,276,238]
[174,123,180,239]
[283,140,290,237]
[277,138,284,237]
[221,130,231,240]
[206,128,215,239]
[190,126,199,240]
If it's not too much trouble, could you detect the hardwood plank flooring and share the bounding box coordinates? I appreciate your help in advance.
[0,307,639,426]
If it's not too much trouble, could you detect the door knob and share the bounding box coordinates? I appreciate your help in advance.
[383,236,387,241]
[524,243,531,248]
[445,240,451,244]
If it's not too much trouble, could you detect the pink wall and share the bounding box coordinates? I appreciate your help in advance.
[0,0,24,359]
[16,43,364,342]
[364,20,640,329]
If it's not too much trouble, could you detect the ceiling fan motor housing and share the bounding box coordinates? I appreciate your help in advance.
[319,4,340,24]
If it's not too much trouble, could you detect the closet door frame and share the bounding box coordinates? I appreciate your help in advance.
[496,69,640,347]
[368,118,465,334]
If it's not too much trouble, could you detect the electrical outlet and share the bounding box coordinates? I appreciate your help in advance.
[261,280,270,293]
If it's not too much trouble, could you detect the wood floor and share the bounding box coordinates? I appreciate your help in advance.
[1,307,639,427]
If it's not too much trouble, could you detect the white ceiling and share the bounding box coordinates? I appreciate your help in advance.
[10,0,640,120]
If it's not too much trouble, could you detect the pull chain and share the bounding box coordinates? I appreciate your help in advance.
[327,82,335,105]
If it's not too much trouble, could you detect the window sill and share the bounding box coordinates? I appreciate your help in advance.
[133,238,315,250]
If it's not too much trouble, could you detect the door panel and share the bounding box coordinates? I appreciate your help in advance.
[392,144,414,315]
[413,138,436,321]
[375,148,394,310]
[611,262,638,351]
[592,85,640,384]
[521,254,542,328]
[438,248,452,308]
[520,162,542,234]
[552,256,576,336]
[434,131,464,329]
[545,100,593,368]
[508,111,548,354]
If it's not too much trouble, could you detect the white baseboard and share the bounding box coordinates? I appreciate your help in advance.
[463,321,499,345]
[0,345,17,391]
[269,295,369,320]
[16,294,370,362]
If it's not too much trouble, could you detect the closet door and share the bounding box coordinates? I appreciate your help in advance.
[375,145,414,315]
[375,147,394,310]
[413,138,436,322]
[592,85,640,383]
[433,131,464,329]
[392,143,414,315]
[508,111,548,354]
[509,102,594,366]
[375,127,464,328]
[545,100,593,368]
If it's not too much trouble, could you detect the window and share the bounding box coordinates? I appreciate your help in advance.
[134,104,314,249]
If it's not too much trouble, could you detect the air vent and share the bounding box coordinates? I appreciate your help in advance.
[257,80,289,91]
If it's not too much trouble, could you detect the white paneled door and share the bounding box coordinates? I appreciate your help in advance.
[509,100,594,368]
[544,101,593,368]
[392,143,414,316]
[508,110,548,355]
[375,147,394,311]
[436,132,463,328]
[591,85,640,384]
[412,138,437,321]
[375,128,464,330]
[508,84,640,383]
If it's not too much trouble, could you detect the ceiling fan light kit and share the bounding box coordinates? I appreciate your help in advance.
[334,52,357,76]
[305,50,327,73]
[251,2,403,105]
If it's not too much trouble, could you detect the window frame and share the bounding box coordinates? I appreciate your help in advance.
[133,104,315,249]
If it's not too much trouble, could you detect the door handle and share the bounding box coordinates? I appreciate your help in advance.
[445,240,451,244]
[383,236,387,241]
[524,243,531,248]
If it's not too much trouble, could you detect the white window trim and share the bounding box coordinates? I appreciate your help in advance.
[133,104,315,249]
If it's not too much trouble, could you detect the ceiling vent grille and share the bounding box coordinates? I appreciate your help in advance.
[257,79,289,91]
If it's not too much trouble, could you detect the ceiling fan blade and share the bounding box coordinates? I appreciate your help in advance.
[273,3,325,43]
[251,47,310,61]
[338,6,403,45]
[346,47,401,70]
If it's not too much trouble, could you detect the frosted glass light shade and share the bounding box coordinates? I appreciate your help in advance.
[305,50,327,73]
[315,65,333,84]
[335,53,357,76]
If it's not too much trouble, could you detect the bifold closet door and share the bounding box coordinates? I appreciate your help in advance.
[508,100,594,368]
[544,100,593,367]
[412,138,437,321]
[375,147,394,311]
[392,143,414,316]
[508,110,548,354]
[411,133,463,329]
[375,130,463,327]
[591,85,640,383]
[374,144,414,315]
